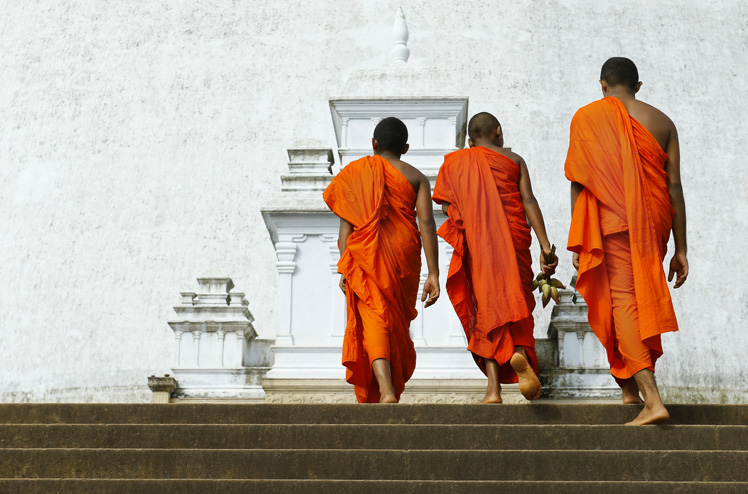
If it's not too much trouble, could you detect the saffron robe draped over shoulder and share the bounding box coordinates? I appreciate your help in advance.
[323,155,420,403]
[565,97,678,380]
[433,146,538,384]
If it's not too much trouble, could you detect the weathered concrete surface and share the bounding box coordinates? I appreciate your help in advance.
[0,1,746,402]
[0,403,746,425]
[3,480,748,494]
[2,423,748,451]
[3,449,748,480]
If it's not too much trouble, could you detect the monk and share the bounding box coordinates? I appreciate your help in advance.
[433,112,557,403]
[566,57,688,425]
[323,117,441,403]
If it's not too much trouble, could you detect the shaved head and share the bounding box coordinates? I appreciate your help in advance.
[468,112,501,141]
[373,117,408,154]
[600,57,639,91]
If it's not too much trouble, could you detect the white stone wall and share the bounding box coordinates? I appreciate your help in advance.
[1,1,746,402]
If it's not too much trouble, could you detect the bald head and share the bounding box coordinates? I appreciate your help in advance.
[600,57,639,91]
[373,117,408,154]
[468,112,501,142]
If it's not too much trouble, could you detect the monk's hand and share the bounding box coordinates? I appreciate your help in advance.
[668,251,689,289]
[339,274,347,294]
[422,273,440,308]
[572,252,580,270]
[540,248,558,275]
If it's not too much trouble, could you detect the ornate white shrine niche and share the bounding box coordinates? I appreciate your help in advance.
[329,98,468,178]
[259,97,532,404]
[167,277,272,401]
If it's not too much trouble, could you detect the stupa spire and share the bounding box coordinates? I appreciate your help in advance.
[391,7,410,63]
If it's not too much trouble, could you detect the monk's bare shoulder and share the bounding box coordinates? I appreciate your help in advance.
[484,144,524,169]
[626,99,676,150]
[506,149,525,169]
[385,157,427,193]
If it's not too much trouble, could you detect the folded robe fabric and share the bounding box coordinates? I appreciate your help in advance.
[433,146,538,384]
[565,96,678,380]
[323,155,420,403]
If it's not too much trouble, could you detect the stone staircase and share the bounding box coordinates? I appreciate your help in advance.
[0,403,746,493]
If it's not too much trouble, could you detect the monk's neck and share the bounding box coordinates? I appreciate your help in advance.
[376,151,401,161]
[605,88,636,102]
[471,140,501,151]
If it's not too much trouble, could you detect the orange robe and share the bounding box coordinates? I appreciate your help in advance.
[565,96,678,383]
[323,155,420,403]
[433,146,538,383]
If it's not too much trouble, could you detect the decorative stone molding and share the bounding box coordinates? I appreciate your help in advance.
[545,279,618,399]
[147,375,177,404]
[280,149,334,192]
[391,7,410,64]
[167,277,268,401]
[329,98,469,177]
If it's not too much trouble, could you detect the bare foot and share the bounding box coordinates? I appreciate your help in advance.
[621,378,644,405]
[625,405,670,425]
[479,390,503,404]
[510,352,541,401]
[379,394,397,404]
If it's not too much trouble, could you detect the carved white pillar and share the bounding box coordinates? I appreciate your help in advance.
[321,234,346,346]
[174,325,185,367]
[416,117,426,148]
[577,331,585,369]
[216,325,225,367]
[340,117,349,149]
[444,244,466,346]
[236,330,246,367]
[558,330,567,367]
[391,7,410,63]
[192,327,202,367]
[448,116,457,144]
[275,240,298,346]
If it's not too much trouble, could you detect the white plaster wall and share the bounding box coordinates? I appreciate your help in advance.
[1,0,746,402]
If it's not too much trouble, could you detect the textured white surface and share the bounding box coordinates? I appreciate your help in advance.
[1,1,746,402]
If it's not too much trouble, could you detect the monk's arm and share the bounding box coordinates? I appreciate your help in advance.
[416,176,440,307]
[570,182,584,215]
[518,159,556,273]
[337,219,354,292]
[440,202,450,216]
[665,125,689,288]
[569,182,584,270]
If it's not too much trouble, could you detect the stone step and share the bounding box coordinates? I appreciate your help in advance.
[2,479,748,494]
[1,423,747,451]
[2,449,747,481]
[1,403,746,425]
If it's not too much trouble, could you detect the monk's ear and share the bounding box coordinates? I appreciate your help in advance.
[468,138,474,148]
[401,143,409,155]
[600,79,608,95]
[634,81,642,94]
[372,138,378,152]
